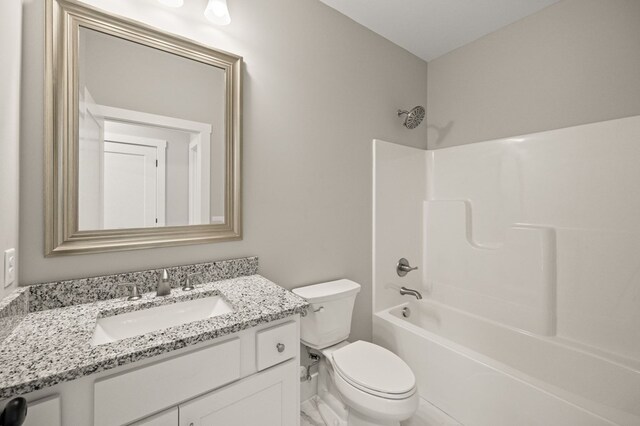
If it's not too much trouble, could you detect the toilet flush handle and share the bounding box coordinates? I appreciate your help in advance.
[313,306,324,313]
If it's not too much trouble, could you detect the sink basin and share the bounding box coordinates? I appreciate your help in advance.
[91,296,233,345]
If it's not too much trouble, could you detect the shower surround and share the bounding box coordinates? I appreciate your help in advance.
[372,116,640,425]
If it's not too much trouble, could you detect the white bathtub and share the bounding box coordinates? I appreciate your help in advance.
[373,300,640,426]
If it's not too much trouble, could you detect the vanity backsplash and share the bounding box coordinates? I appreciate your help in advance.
[0,290,29,342]
[0,256,258,339]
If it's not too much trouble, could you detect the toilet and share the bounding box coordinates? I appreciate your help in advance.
[293,279,418,426]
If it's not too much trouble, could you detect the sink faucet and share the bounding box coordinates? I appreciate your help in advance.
[400,286,422,300]
[182,273,202,291]
[156,269,171,297]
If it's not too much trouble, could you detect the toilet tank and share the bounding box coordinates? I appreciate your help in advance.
[292,279,361,349]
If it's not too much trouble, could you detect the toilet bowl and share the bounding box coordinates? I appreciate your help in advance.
[322,341,418,425]
[293,280,419,426]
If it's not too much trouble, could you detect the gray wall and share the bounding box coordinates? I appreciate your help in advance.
[80,26,225,127]
[19,0,428,342]
[427,0,640,149]
[0,0,22,299]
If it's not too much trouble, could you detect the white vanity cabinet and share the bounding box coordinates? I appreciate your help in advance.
[179,360,298,426]
[13,316,300,426]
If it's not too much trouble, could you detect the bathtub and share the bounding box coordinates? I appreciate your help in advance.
[373,300,640,426]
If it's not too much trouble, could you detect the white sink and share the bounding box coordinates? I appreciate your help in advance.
[91,295,233,346]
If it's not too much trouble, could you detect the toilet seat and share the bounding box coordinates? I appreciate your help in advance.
[331,341,416,400]
[331,356,419,423]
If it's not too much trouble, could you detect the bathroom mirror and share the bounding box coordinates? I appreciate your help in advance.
[45,0,242,255]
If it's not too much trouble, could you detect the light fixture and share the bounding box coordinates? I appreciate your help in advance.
[204,0,231,25]
[157,0,184,7]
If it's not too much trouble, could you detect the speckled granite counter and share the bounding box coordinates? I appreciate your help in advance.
[0,274,308,399]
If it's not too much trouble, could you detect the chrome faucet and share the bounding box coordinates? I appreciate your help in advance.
[396,258,418,277]
[156,269,171,297]
[119,282,142,301]
[182,273,202,291]
[400,286,423,300]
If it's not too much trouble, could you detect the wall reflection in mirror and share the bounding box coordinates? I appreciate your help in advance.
[77,27,226,230]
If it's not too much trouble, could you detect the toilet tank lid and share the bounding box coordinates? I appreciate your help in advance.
[292,279,361,303]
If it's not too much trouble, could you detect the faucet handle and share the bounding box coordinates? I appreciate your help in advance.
[118,282,142,301]
[396,258,419,277]
[183,273,202,291]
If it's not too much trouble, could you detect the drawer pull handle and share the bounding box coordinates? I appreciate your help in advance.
[276,343,285,353]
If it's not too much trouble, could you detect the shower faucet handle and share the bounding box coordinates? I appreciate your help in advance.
[396,258,418,277]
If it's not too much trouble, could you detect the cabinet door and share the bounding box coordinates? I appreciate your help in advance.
[179,360,298,426]
[24,396,61,426]
[130,407,178,426]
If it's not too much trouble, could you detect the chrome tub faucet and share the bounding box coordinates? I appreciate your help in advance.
[400,287,423,300]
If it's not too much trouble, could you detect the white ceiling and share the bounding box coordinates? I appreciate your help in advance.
[318,0,560,61]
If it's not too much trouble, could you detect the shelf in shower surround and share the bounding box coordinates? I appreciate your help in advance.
[424,199,556,335]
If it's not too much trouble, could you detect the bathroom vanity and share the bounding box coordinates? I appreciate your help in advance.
[0,262,308,426]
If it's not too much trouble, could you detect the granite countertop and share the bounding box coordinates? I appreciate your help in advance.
[0,274,308,399]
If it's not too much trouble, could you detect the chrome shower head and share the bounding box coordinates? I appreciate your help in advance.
[398,106,425,129]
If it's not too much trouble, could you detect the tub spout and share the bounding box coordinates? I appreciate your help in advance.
[400,286,423,300]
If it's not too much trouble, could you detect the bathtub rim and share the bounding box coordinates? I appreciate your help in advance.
[375,301,637,426]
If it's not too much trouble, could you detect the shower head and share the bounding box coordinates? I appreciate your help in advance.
[398,106,425,129]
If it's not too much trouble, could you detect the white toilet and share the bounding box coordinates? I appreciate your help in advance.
[293,279,418,426]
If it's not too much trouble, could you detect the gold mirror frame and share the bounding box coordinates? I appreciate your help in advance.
[45,0,242,256]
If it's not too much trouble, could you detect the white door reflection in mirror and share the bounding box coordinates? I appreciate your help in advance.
[103,137,164,229]
[77,103,218,230]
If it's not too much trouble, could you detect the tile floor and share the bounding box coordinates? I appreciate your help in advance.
[300,398,327,426]
[300,397,462,426]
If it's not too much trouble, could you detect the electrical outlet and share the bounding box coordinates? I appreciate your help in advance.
[4,248,16,288]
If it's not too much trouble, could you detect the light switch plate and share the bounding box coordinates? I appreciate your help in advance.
[4,248,16,288]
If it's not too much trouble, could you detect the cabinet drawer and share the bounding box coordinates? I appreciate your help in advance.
[256,321,297,371]
[94,338,240,426]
